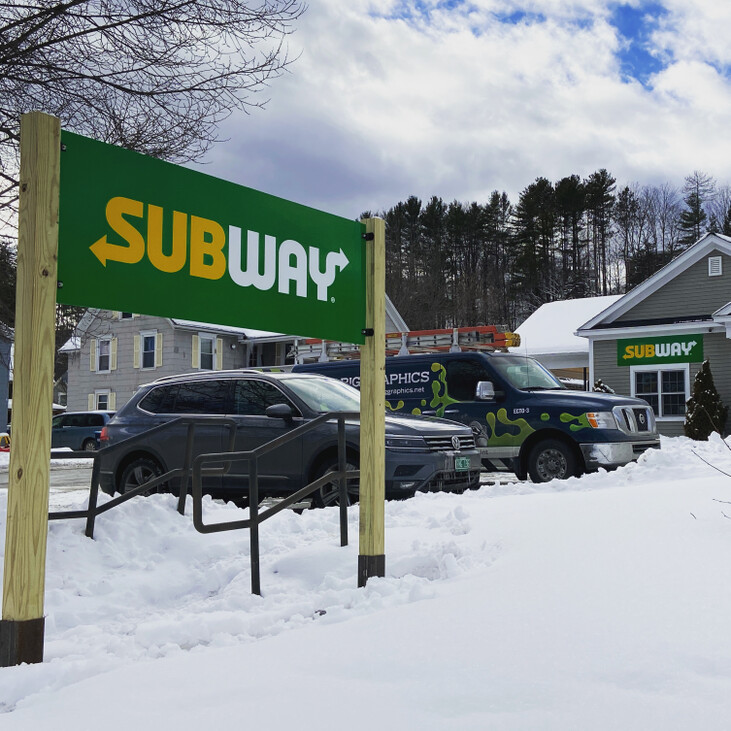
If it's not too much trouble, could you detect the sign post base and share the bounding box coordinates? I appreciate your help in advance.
[0,617,45,666]
[357,554,385,588]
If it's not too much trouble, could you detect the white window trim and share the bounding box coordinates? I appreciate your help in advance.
[140,330,158,370]
[96,336,113,374]
[195,332,223,370]
[630,363,690,421]
[93,389,111,410]
[197,332,215,370]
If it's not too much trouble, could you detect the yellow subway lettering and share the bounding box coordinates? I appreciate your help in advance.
[147,206,187,273]
[189,215,226,280]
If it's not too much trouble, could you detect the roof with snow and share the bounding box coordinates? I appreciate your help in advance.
[509,295,622,369]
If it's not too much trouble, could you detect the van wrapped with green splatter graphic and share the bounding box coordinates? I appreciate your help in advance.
[293,352,660,483]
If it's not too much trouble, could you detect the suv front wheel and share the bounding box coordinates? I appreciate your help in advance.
[119,456,164,496]
[311,456,359,508]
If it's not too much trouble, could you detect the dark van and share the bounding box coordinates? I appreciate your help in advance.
[293,351,660,483]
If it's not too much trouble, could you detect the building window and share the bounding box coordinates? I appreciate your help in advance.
[134,331,162,369]
[193,333,221,370]
[89,389,115,411]
[143,335,156,368]
[97,338,111,373]
[631,364,689,420]
[708,256,722,277]
[200,335,214,370]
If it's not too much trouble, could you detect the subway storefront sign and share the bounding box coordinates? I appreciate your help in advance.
[617,334,704,366]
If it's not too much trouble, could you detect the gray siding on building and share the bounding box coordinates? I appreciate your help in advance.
[616,250,731,323]
[67,313,247,411]
[592,331,731,438]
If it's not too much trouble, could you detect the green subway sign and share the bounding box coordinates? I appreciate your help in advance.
[617,334,704,366]
[57,131,367,343]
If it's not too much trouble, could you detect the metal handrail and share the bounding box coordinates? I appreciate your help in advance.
[48,416,239,536]
[48,411,361,595]
[190,410,360,595]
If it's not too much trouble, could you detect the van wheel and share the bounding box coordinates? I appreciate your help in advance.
[311,457,359,508]
[527,440,577,483]
[119,457,163,496]
[82,438,97,452]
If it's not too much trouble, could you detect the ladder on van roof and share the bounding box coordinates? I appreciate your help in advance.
[291,325,521,363]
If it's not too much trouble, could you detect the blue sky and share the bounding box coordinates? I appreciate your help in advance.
[198,0,731,219]
[610,3,668,85]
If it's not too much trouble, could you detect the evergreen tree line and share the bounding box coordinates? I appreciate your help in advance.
[368,170,731,331]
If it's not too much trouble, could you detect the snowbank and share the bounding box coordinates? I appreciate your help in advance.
[2,435,731,729]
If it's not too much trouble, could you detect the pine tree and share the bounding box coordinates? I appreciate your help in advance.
[684,360,728,440]
[678,171,715,248]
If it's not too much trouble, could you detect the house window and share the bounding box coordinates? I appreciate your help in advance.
[708,256,722,277]
[96,390,110,410]
[631,364,689,420]
[192,333,222,370]
[97,338,111,373]
[89,389,115,410]
[142,335,156,368]
[134,331,162,369]
[200,335,214,370]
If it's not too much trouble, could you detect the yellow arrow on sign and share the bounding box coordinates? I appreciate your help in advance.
[90,234,145,267]
[89,197,146,267]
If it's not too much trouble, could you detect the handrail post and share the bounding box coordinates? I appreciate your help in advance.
[84,455,102,539]
[338,415,348,546]
[249,457,261,595]
[177,422,196,515]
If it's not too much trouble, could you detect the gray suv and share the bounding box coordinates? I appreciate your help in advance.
[98,370,481,507]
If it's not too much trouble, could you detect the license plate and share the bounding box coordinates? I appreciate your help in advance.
[455,456,470,472]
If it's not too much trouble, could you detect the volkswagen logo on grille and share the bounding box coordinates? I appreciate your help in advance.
[451,435,461,450]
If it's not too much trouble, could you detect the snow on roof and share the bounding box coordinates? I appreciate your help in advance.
[169,319,287,339]
[59,336,81,353]
[509,295,622,368]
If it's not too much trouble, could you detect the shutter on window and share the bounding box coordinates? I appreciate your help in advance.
[192,334,199,368]
[90,339,97,372]
[87,393,94,410]
[111,338,118,370]
[155,333,163,367]
[216,338,223,370]
[109,392,116,410]
[133,335,140,369]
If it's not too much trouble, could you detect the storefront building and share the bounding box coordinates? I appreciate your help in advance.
[577,233,731,437]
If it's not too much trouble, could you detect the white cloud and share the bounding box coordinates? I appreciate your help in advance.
[197,1,731,218]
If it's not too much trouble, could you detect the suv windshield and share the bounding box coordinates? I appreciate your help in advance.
[283,375,361,412]
[490,355,564,391]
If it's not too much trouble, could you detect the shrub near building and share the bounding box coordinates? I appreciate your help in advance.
[684,360,728,440]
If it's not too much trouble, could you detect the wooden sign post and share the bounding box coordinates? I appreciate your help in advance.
[0,111,60,666]
[358,217,386,587]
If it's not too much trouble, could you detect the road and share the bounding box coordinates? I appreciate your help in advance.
[1,461,518,498]
[0,459,93,492]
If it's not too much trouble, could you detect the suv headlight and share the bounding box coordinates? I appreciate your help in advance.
[587,411,618,429]
[385,436,427,449]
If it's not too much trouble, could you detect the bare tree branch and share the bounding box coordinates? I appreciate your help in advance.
[0,0,307,221]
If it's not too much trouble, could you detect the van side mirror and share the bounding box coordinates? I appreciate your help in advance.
[475,381,495,401]
[265,403,295,422]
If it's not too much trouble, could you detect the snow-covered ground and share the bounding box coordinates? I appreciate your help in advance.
[3,436,731,729]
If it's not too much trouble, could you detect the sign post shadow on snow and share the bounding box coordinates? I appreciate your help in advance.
[0,111,386,666]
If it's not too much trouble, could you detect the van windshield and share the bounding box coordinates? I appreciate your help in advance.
[490,356,564,391]
[283,375,361,413]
